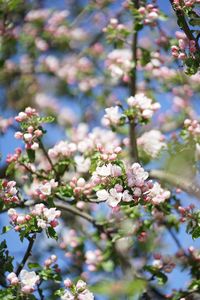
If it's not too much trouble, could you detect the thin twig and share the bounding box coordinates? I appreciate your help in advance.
[38,140,60,181]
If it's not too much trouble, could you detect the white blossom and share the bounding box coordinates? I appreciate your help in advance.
[19,270,40,289]
[137,130,166,158]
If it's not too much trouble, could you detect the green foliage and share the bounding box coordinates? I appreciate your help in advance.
[46,227,58,241]
[0,240,13,287]
[91,278,147,298]
[186,211,200,239]
[144,265,168,285]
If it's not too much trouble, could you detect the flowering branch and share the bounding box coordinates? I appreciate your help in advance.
[169,0,200,52]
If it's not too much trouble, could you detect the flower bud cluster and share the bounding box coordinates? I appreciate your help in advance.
[60,229,81,249]
[6,147,22,163]
[103,18,130,44]
[70,177,93,196]
[44,254,57,268]
[152,253,176,273]
[171,32,197,60]
[48,140,77,161]
[7,270,40,294]
[0,180,20,204]
[85,249,103,271]
[184,119,200,138]
[61,279,94,300]
[178,204,195,223]
[127,93,160,121]
[15,107,43,151]
[8,204,61,231]
[173,0,200,8]
[138,4,160,26]
[96,144,122,162]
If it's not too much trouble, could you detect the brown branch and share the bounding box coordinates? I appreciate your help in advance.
[16,234,36,276]
[129,0,139,163]
[150,169,200,199]
[55,199,113,238]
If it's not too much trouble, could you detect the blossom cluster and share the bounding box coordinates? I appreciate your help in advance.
[48,140,77,161]
[6,148,22,163]
[137,130,166,158]
[95,163,170,208]
[103,18,130,45]
[171,32,197,61]
[14,107,43,151]
[7,270,40,294]
[127,93,160,121]
[85,249,103,271]
[138,4,161,26]
[105,49,132,80]
[0,180,20,205]
[28,179,58,201]
[44,254,58,268]
[184,119,200,138]
[173,0,200,8]
[62,279,94,300]
[102,106,124,127]
[152,253,176,273]
[8,203,61,231]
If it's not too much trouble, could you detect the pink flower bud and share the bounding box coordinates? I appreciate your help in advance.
[50,220,58,227]
[21,286,34,294]
[10,277,19,285]
[64,278,73,288]
[27,126,34,133]
[178,53,186,60]
[17,215,25,224]
[14,132,23,139]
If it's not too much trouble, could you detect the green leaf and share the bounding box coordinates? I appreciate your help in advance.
[27,149,35,163]
[1,226,11,234]
[47,227,58,240]
[101,260,114,272]
[38,116,55,123]
[28,262,41,270]
[6,162,15,176]
[144,266,168,285]
[192,226,200,239]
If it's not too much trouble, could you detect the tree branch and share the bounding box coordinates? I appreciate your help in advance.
[150,169,200,199]
[16,234,36,276]
[129,0,139,162]
[55,200,113,238]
